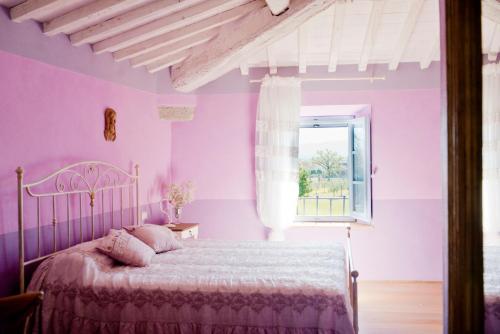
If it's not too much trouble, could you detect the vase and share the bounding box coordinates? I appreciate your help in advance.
[174,207,182,223]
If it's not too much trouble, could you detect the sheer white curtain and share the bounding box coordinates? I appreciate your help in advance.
[483,63,500,244]
[255,75,301,241]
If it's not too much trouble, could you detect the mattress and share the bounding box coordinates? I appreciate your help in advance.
[28,239,354,334]
[485,245,500,334]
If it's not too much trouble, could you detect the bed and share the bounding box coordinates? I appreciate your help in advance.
[485,245,500,333]
[16,161,359,334]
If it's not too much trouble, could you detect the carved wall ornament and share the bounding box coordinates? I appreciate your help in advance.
[158,106,195,121]
[104,108,117,141]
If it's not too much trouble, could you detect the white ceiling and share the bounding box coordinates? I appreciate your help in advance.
[0,0,498,81]
[243,0,440,73]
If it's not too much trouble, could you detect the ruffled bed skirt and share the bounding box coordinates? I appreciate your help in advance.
[43,308,343,334]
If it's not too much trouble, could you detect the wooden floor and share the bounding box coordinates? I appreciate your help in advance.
[358,281,443,334]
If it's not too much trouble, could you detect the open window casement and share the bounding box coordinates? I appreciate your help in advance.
[348,116,372,223]
[296,112,372,224]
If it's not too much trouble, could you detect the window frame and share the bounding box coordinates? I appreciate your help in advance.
[294,114,372,224]
[349,116,372,223]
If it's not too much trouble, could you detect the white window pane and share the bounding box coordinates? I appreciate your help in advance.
[353,183,365,214]
[353,127,365,182]
[349,116,372,222]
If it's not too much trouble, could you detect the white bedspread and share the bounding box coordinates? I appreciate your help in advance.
[485,245,500,334]
[29,239,354,334]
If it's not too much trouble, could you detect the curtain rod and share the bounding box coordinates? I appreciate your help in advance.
[249,76,386,83]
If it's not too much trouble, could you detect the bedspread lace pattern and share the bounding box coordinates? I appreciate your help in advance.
[28,239,354,334]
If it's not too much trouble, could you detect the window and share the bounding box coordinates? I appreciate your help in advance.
[296,115,372,223]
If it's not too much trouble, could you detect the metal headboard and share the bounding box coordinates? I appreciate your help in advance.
[16,161,140,293]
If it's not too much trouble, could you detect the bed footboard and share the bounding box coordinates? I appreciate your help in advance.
[346,226,359,334]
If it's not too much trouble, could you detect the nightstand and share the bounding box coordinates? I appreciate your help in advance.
[167,223,199,239]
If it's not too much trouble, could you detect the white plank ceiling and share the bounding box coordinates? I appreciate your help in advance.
[1,0,498,87]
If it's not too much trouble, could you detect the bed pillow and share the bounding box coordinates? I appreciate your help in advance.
[124,224,183,253]
[97,229,155,267]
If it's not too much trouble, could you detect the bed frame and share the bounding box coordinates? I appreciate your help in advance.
[16,160,359,334]
[16,161,140,294]
[346,226,359,334]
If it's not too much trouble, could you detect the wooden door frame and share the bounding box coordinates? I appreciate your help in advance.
[442,0,484,333]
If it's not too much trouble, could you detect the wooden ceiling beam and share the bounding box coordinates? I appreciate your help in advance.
[70,0,202,46]
[240,62,249,75]
[10,0,66,23]
[483,0,500,25]
[488,24,500,61]
[267,45,278,74]
[298,24,308,74]
[265,0,289,15]
[419,0,439,69]
[43,0,144,36]
[113,1,264,62]
[480,1,500,60]
[328,3,345,72]
[358,0,385,72]
[147,50,190,73]
[388,0,424,71]
[171,0,335,92]
[130,29,216,68]
[92,0,253,54]
[420,34,439,69]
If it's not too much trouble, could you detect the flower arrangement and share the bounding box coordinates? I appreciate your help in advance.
[160,181,195,223]
[162,181,194,209]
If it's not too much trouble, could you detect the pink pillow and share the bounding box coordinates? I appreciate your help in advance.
[124,224,183,253]
[97,229,154,267]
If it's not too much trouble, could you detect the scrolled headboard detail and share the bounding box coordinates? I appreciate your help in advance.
[17,161,140,293]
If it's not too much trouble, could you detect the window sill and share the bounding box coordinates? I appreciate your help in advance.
[292,220,374,228]
[292,221,353,227]
[295,216,354,223]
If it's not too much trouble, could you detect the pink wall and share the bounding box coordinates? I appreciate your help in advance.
[172,89,443,281]
[0,49,175,235]
[171,94,257,200]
